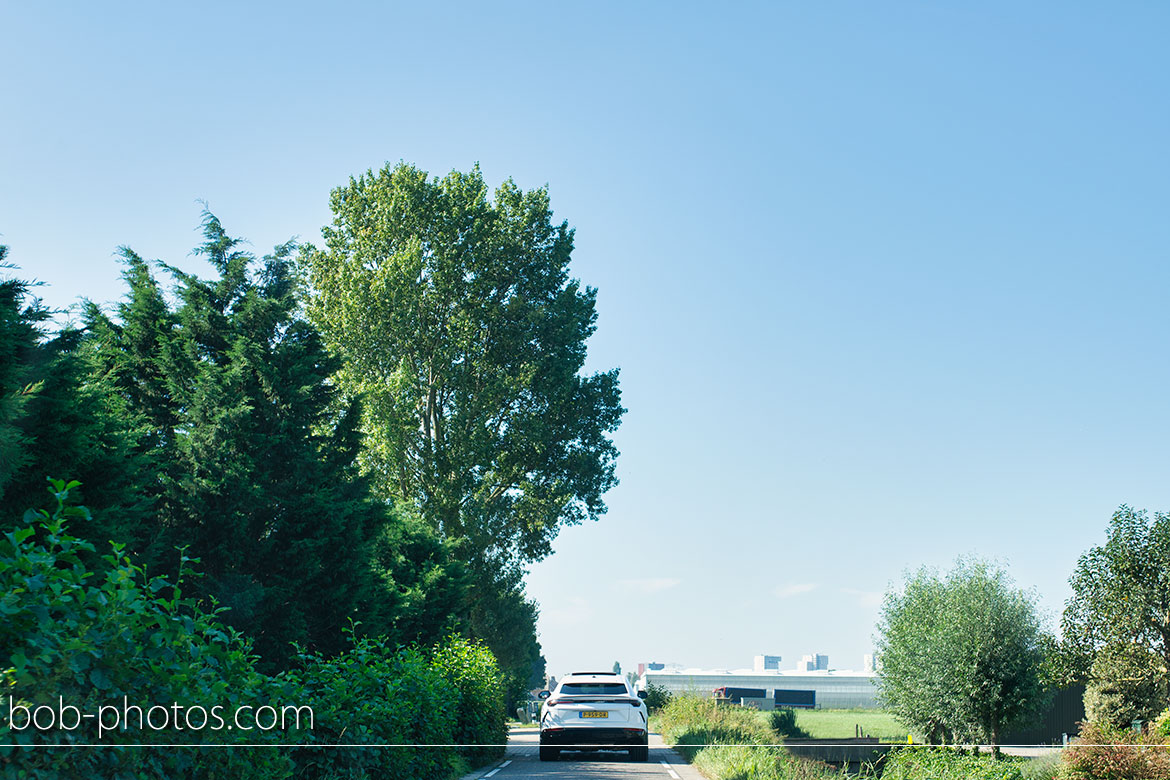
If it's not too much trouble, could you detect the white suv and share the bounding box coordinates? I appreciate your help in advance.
[538,671,648,762]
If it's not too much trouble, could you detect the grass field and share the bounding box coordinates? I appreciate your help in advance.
[761,708,918,742]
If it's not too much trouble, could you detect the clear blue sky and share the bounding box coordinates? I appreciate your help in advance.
[4,2,1168,679]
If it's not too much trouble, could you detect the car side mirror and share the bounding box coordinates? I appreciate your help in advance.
[637,690,647,699]
[538,690,551,700]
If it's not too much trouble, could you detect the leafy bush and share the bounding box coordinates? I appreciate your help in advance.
[0,480,291,779]
[1154,706,1170,739]
[1060,721,1170,780]
[643,681,672,712]
[430,635,506,767]
[1,482,508,780]
[771,708,812,739]
[278,633,461,780]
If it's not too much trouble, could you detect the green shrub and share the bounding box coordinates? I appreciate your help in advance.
[693,744,786,779]
[1153,706,1170,739]
[1060,721,1170,780]
[0,480,291,779]
[430,635,506,767]
[279,633,460,779]
[1,481,508,780]
[643,682,672,712]
[771,708,812,739]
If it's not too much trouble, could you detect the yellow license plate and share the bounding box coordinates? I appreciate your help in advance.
[580,711,608,718]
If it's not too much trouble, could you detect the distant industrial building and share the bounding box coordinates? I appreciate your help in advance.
[863,654,877,673]
[639,667,878,709]
[753,654,781,672]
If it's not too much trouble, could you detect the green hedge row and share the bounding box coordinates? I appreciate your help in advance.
[1,481,504,779]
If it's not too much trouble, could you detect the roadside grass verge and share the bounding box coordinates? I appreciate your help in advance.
[656,695,841,779]
[880,749,1030,780]
[654,696,1039,780]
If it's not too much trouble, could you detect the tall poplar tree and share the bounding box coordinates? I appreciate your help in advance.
[302,163,625,571]
[303,164,623,696]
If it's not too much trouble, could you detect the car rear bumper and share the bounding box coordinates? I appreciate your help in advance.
[540,727,648,747]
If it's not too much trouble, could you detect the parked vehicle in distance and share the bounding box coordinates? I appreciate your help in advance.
[712,686,767,704]
[774,688,816,709]
[538,671,649,762]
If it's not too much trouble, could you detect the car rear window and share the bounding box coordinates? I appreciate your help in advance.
[560,683,628,695]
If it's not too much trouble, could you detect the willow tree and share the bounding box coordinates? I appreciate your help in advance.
[876,558,1049,748]
[302,163,624,571]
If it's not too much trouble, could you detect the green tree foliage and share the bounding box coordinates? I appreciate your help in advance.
[1063,506,1170,717]
[1083,642,1168,728]
[83,215,394,664]
[303,163,611,700]
[465,562,547,708]
[0,247,42,491]
[0,252,152,548]
[302,162,625,570]
[875,558,1050,747]
[369,505,471,645]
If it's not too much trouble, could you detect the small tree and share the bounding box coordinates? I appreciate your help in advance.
[875,558,1050,748]
[1084,643,1167,728]
[1063,506,1170,719]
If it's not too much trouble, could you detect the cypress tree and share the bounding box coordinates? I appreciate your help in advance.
[0,248,151,546]
[87,215,392,665]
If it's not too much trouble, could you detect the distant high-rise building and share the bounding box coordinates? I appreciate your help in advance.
[800,654,829,671]
[753,654,781,672]
[648,662,665,671]
[863,654,876,673]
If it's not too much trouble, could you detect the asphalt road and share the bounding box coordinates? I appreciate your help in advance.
[459,728,706,780]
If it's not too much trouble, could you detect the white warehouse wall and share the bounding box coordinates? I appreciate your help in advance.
[640,670,879,709]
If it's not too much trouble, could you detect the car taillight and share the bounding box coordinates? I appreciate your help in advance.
[626,699,642,706]
[547,699,562,706]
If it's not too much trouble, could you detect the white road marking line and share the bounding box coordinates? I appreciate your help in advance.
[482,760,511,779]
[660,759,680,779]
